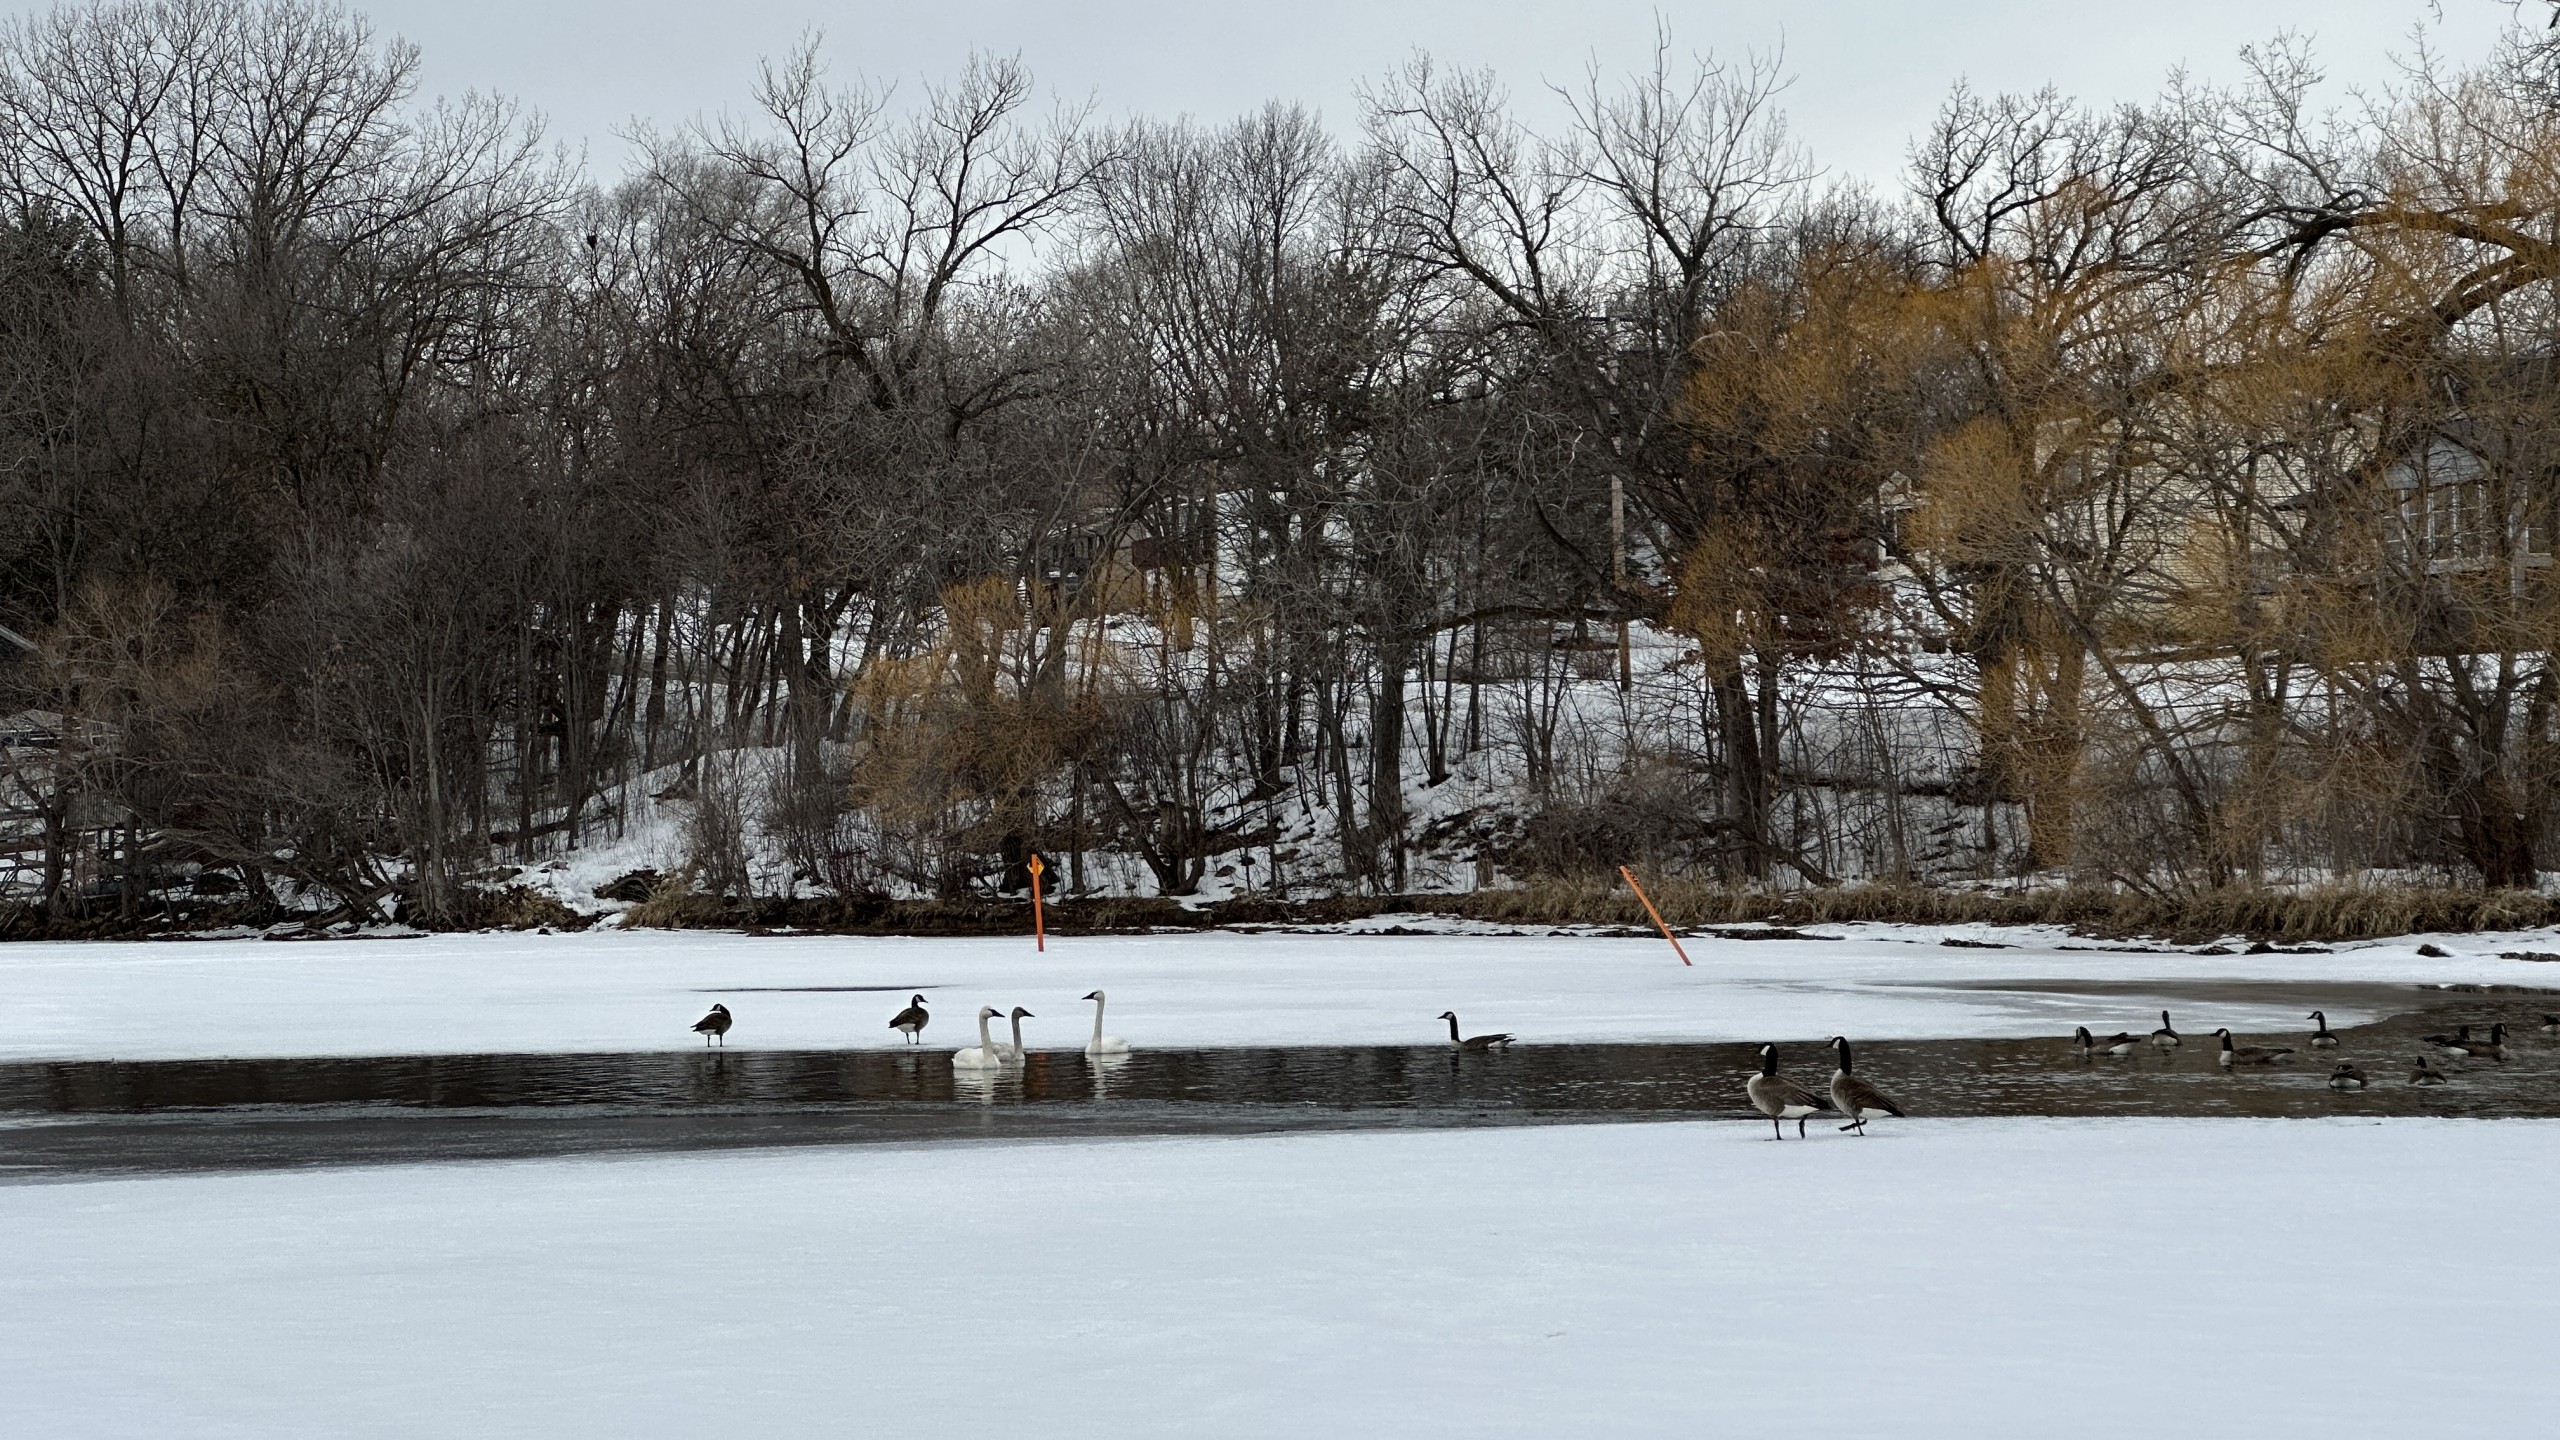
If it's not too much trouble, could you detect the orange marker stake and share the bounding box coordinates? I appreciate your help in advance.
[1618,865,1691,966]
[1027,853,1047,953]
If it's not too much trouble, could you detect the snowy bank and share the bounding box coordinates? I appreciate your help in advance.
[4,1117,2553,1436]
[7,923,2560,1062]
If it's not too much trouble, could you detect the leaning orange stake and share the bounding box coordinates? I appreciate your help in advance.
[1618,865,1691,966]
[1027,853,1047,952]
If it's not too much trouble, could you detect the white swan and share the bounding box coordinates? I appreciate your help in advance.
[952,1006,1006,1070]
[1081,989,1132,1056]
[999,1005,1034,1065]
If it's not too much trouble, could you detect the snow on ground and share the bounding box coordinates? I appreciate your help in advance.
[5,1117,2552,1437]
[7,923,2560,1062]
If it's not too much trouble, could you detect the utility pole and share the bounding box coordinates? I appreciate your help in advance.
[1612,476,1631,691]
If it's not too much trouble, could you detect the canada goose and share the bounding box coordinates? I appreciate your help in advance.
[2423,1024,2473,1049]
[1439,1012,1514,1051]
[888,994,930,1045]
[2539,1013,2560,1036]
[952,1006,1006,1070]
[2327,1063,2369,1091]
[691,1004,732,1047]
[2073,1026,2139,1059]
[2442,1022,2507,1060]
[2409,1054,2449,1085]
[1746,1043,1835,1139]
[1001,1006,1035,1063]
[2150,1011,2181,1050]
[1827,1036,1907,1135]
[2307,1011,2340,1048]
[2213,1028,2296,1067]
[1080,990,1132,1056]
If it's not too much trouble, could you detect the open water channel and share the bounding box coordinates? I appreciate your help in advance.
[4,979,2556,1180]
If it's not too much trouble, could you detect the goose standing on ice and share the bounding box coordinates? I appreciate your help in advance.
[2073,1026,2139,1059]
[888,995,930,1046]
[2307,1011,2341,1049]
[1746,1044,1834,1139]
[1080,991,1132,1056]
[2213,1028,2296,1068]
[952,1006,1006,1070]
[2327,1063,2369,1091]
[1826,1036,1907,1136]
[2150,1012,2182,1051]
[691,1004,732,1048]
[1000,1006,1035,1064]
[1438,1012,1515,1051]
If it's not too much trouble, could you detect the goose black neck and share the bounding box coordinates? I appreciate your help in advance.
[1834,1039,1854,1072]
[1446,1014,1462,1043]
[1759,1049,1777,1077]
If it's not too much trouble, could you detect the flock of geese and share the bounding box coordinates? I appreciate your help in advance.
[686,995,1520,1065]
[692,991,2560,1131]
[2067,1006,2560,1093]
[692,990,1134,1063]
[1746,1005,2560,1138]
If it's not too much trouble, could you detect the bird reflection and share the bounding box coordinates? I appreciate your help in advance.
[1089,1052,1132,1100]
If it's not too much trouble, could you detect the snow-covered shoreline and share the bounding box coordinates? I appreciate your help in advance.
[7,922,2558,1063]
[6,1116,2554,1436]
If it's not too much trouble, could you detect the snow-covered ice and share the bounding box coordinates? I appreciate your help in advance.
[4,923,2556,1062]
[4,1117,2552,1436]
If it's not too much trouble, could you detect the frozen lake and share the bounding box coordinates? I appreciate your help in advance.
[9,929,2560,1433]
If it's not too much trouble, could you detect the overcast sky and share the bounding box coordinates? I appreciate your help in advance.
[345,0,2526,188]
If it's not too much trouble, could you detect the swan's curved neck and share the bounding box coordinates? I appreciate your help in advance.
[976,1012,994,1050]
[1010,1013,1025,1049]
[1091,995,1107,1045]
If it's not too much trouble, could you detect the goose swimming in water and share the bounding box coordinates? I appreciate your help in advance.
[1827,1037,1907,1135]
[2214,1028,2296,1068]
[1080,991,1132,1056]
[1746,1043,1835,1139]
[2539,1013,2560,1036]
[2441,1021,2506,1060]
[2410,1054,2450,1086]
[2327,1063,2369,1091]
[691,1004,732,1047]
[1439,1012,1514,1051]
[952,1007,1006,1070]
[888,994,930,1046]
[2307,1011,2341,1049]
[2423,1024,2473,1049]
[2073,1026,2139,1059]
[2150,1011,2182,1050]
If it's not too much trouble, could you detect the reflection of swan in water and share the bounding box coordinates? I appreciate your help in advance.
[1081,990,1132,1056]
[953,1007,1006,1069]
[999,1006,1034,1064]
[1088,1050,1131,1099]
[952,1068,1004,1104]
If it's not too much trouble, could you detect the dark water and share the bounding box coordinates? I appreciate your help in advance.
[4,985,2556,1181]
